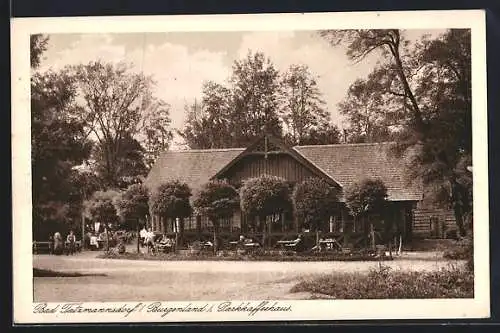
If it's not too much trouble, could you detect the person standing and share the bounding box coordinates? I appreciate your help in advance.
[66,230,76,255]
[53,232,63,255]
[139,226,147,247]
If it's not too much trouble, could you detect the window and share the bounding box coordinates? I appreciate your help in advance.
[219,216,233,233]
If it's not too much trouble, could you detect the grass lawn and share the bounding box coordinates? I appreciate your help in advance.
[290,264,474,299]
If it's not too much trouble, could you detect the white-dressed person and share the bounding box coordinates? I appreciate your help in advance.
[144,228,155,253]
[139,226,148,247]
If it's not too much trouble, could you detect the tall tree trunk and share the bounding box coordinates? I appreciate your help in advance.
[261,216,266,247]
[212,218,217,255]
[387,34,424,135]
[451,178,467,237]
[136,218,140,254]
[453,204,466,237]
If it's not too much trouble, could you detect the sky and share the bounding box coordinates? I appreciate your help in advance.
[39,30,444,146]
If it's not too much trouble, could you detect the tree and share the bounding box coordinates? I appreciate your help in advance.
[179,82,233,149]
[322,29,472,236]
[291,123,342,146]
[281,65,332,145]
[338,72,403,143]
[72,61,173,187]
[407,30,472,237]
[293,178,340,232]
[137,96,174,168]
[240,175,291,245]
[320,29,425,135]
[31,35,93,239]
[30,34,49,69]
[345,178,388,249]
[84,190,120,226]
[231,51,283,144]
[149,181,192,248]
[84,190,120,250]
[114,184,150,253]
[92,134,148,189]
[193,180,240,252]
[180,51,283,149]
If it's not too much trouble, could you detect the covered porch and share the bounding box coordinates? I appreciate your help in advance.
[149,200,416,250]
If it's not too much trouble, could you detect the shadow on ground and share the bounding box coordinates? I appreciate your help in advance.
[33,268,107,277]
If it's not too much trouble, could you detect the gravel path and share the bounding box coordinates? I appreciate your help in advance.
[33,252,463,302]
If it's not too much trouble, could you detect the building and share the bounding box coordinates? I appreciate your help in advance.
[144,135,424,248]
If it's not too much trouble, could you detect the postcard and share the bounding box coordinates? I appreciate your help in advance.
[11,9,489,323]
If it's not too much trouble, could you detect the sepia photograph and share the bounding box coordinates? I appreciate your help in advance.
[11,10,489,323]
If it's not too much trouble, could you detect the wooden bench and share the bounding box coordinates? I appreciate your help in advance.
[33,241,52,254]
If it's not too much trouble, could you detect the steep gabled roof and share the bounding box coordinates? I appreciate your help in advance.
[293,142,422,201]
[144,148,245,195]
[145,141,423,202]
[211,135,342,188]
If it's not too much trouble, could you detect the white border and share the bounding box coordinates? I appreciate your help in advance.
[11,10,489,323]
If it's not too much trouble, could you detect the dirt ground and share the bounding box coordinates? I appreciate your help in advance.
[33,252,464,302]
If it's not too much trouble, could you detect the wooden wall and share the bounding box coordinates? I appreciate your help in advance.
[412,208,457,239]
[222,153,317,185]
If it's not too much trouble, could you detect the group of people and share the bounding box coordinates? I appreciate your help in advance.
[50,230,77,255]
[139,227,175,253]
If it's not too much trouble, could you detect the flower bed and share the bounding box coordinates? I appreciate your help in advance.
[98,250,394,262]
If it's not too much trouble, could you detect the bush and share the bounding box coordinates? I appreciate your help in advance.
[443,235,473,271]
[149,180,192,221]
[293,178,340,231]
[291,264,474,299]
[240,175,291,225]
[193,180,239,228]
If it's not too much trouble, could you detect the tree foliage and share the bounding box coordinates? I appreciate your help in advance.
[345,178,388,218]
[114,183,150,221]
[230,51,283,143]
[149,181,192,220]
[293,178,340,231]
[179,82,234,149]
[72,61,173,188]
[323,29,473,235]
[193,180,240,228]
[281,65,338,145]
[338,70,403,143]
[180,51,340,148]
[240,175,292,220]
[320,29,425,134]
[83,190,120,226]
[31,35,93,237]
[30,34,49,69]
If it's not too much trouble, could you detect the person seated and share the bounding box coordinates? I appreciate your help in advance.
[90,233,99,250]
[286,234,305,252]
[238,235,245,244]
[156,234,173,253]
[157,234,168,244]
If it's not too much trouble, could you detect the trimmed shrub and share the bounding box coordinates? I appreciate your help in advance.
[240,175,292,222]
[193,180,239,227]
[293,178,340,231]
[149,180,192,221]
